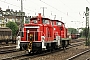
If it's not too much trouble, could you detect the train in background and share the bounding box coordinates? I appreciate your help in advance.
[71,34,80,39]
[0,27,16,44]
[0,27,12,44]
[18,13,70,53]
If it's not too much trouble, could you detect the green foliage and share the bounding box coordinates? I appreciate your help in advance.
[6,21,18,36]
[79,28,84,37]
[68,28,89,38]
[68,28,78,34]
[79,27,90,37]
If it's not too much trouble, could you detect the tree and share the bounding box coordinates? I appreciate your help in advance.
[68,28,78,34]
[81,27,89,37]
[6,21,18,36]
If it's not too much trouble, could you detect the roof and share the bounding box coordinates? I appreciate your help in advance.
[0,27,12,31]
[30,17,50,20]
[51,20,64,24]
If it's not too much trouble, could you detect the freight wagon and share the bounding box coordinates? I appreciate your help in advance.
[0,27,15,44]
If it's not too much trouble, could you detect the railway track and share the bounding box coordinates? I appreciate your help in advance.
[66,48,90,60]
[1,41,85,60]
[0,45,16,49]
[71,38,85,43]
[0,45,20,54]
[0,48,20,54]
[86,57,90,60]
[1,51,28,60]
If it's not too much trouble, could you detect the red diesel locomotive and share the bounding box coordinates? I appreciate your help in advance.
[18,13,70,53]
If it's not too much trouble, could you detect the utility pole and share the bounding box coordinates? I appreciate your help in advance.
[17,0,23,36]
[21,0,23,12]
[41,7,47,17]
[54,15,56,20]
[51,12,56,20]
[61,17,62,21]
[85,7,89,46]
[20,0,23,28]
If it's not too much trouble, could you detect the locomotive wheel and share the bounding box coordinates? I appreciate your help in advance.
[37,50,42,54]
[6,41,8,44]
[20,46,22,50]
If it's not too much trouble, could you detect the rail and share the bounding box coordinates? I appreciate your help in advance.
[66,49,90,60]
[2,41,85,60]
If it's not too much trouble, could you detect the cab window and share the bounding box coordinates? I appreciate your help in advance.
[43,19,50,24]
[33,20,37,23]
[58,22,62,25]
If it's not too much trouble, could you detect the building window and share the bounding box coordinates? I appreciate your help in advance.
[3,12,5,15]
[0,14,2,16]
[0,19,2,23]
[16,18,18,22]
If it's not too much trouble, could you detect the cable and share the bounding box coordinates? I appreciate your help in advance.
[40,0,66,15]
[86,0,90,4]
[39,0,80,21]
[0,0,36,13]
[0,0,20,8]
[58,0,74,12]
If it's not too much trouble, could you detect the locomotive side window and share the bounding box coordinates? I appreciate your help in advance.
[56,21,58,25]
[30,18,38,24]
[58,22,62,26]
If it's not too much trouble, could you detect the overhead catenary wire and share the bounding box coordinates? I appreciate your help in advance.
[0,0,36,13]
[39,0,87,28]
[0,0,84,21]
[40,0,66,15]
[39,0,80,21]
[86,0,90,5]
[58,0,74,12]
[58,0,83,16]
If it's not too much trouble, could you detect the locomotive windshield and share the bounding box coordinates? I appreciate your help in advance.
[32,20,37,23]
[42,19,50,24]
[57,22,62,25]
[30,19,37,24]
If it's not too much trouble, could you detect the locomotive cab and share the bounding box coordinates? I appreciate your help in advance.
[20,13,54,53]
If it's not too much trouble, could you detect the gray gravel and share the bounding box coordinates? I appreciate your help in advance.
[29,44,90,60]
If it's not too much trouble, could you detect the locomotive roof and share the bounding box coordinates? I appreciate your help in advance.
[51,20,64,24]
[0,27,12,31]
[30,17,50,20]
[58,20,64,24]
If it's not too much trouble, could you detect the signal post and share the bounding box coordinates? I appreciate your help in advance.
[85,7,89,46]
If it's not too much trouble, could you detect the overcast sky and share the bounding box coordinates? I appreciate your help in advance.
[0,0,90,28]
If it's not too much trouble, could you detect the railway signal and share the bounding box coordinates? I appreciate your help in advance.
[85,7,89,46]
